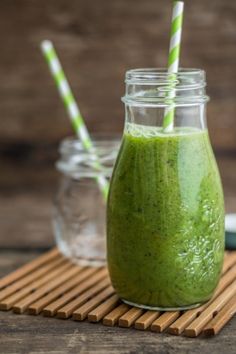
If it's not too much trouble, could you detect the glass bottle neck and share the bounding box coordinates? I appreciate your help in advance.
[122,68,209,131]
[124,104,207,131]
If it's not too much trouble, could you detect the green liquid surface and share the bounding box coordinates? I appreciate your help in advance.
[107,124,225,309]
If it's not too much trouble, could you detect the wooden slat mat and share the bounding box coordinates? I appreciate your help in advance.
[1,248,236,337]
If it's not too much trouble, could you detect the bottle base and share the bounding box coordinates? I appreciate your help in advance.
[121,298,202,312]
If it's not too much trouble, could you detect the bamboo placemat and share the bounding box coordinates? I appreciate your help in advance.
[1,248,236,337]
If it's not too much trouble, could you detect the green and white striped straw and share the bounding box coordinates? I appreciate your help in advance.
[163,1,184,132]
[41,40,109,200]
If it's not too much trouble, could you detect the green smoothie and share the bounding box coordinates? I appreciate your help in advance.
[107,123,225,309]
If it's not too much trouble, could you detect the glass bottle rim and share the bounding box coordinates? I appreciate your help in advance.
[125,68,205,83]
[122,68,209,107]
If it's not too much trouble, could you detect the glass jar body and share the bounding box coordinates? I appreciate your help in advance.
[107,69,225,310]
[54,137,119,266]
[54,176,107,266]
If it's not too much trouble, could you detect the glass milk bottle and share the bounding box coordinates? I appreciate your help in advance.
[107,69,225,310]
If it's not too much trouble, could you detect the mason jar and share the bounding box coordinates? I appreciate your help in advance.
[54,137,119,266]
[107,69,225,310]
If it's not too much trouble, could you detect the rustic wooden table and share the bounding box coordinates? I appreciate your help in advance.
[0,154,236,354]
[1,254,236,354]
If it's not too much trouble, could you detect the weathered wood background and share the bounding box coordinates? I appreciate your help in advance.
[1,0,236,146]
[0,0,236,250]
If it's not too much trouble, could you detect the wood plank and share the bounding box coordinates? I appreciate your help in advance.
[72,285,114,321]
[203,294,236,336]
[87,294,120,322]
[119,308,144,328]
[103,304,130,326]
[12,264,82,313]
[0,248,59,289]
[0,261,72,310]
[184,280,236,337]
[0,256,66,303]
[57,278,111,319]
[135,311,160,330]
[28,267,96,315]
[151,312,180,333]
[43,268,108,317]
[222,253,236,274]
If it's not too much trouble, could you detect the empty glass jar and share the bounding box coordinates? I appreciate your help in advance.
[53,136,119,266]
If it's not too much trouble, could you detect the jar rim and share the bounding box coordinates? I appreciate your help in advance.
[58,135,120,155]
[56,136,120,179]
[125,68,206,84]
[123,68,209,107]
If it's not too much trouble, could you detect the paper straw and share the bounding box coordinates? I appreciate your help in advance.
[40,40,109,200]
[163,1,184,132]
